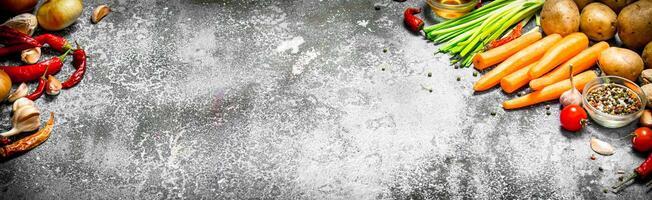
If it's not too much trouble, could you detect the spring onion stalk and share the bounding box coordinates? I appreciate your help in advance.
[424,0,544,68]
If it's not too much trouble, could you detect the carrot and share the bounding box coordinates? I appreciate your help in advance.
[500,61,538,93]
[528,32,589,79]
[473,31,543,70]
[529,41,609,90]
[473,34,562,92]
[502,70,597,109]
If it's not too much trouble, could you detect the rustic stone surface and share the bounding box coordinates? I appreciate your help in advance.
[0,0,648,199]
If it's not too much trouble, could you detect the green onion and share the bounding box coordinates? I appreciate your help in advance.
[424,0,544,68]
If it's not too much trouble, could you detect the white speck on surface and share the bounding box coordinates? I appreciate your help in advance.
[276,36,305,54]
[357,20,369,27]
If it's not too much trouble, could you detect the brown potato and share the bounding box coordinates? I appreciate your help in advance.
[580,3,617,41]
[644,42,652,69]
[598,47,645,81]
[574,0,595,9]
[598,0,635,13]
[541,0,581,36]
[618,0,652,50]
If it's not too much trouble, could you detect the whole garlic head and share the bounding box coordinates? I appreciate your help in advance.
[560,88,582,106]
[1,13,38,36]
[0,98,40,137]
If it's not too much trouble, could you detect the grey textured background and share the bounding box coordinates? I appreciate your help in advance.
[0,0,651,199]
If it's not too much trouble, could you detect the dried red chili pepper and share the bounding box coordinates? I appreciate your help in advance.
[0,49,70,83]
[62,43,86,89]
[0,43,34,57]
[487,22,524,49]
[612,153,652,192]
[0,25,40,47]
[404,7,424,33]
[0,112,54,158]
[34,34,73,52]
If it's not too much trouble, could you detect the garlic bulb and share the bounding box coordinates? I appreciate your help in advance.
[12,97,34,112]
[560,64,583,106]
[1,13,38,35]
[1,99,40,137]
[46,75,62,95]
[7,83,28,102]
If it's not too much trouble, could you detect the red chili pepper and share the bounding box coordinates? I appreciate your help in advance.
[612,153,652,192]
[404,7,424,33]
[25,75,47,101]
[0,25,41,47]
[62,43,87,89]
[34,34,73,52]
[0,43,34,57]
[0,50,70,83]
[487,22,524,49]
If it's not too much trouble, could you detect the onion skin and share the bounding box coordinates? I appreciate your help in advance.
[37,0,83,31]
[0,0,37,14]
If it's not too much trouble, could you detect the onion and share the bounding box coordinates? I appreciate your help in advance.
[0,70,12,102]
[36,0,83,31]
[0,0,37,14]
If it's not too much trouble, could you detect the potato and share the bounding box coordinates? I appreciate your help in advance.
[580,3,617,41]
[598,0,635,13]
[541,0,581,36]
[644,42,652,68]
[599,47,645,81]
[618,0,652,50]
[575,0,595,9]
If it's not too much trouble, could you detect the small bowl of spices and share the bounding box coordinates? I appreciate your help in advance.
[582,76,647,128]
[426,0,479,20]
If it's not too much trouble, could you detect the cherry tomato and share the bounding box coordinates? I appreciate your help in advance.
[560,105,588,132]
[633,127,652,152]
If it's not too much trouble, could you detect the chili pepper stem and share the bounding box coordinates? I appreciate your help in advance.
[58,49,72,62]
[612,173,638,192]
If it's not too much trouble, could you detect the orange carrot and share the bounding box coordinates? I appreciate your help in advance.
[528,32,589,79]
[473,31,543,70]
[500,61,538,93]
[502,70,597,109]
[529,41,609,90]
[473,34,562,92]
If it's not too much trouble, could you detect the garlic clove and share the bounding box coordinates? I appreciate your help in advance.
[7,83,28,102]
[21,47,41,64]
[12,97,34,112]
[46,75,62,96]
[1,13,38,36]
[91,5,111,24]
[590,137,615,156]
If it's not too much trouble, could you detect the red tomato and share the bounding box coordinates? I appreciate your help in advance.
[560,105,588,132]
[633,127,652,152]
